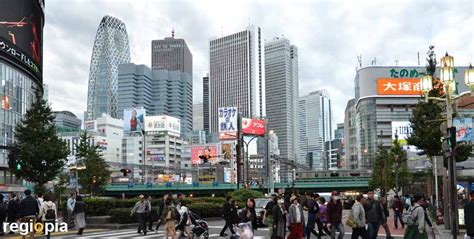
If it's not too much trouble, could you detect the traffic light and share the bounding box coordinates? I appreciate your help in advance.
[16,159,21,171]
[447,127,456,150]
[120,168,131,177]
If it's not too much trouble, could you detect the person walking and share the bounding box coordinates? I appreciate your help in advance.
[318,197,331,236]
[465,190,474,239]
[351,194,367,239]
[66,192,76,228]
[264,194,277,235]
[220,195,236,237]
[288,195,305,239]
[146,195,154,232]
[364,190,384,239]
[38,194,57,239]
[7,193,20,235]
[313,194,326,237]
[380,195,394,239]
[73,195,86,235]
[272,196,286,239]
[155,194,169,231]
[19,189,39,239]
[306,193,319,239]
[391,195,404,229]
[176,201,192,238]
[327,191,344,239]
[240,198,258,228]
[161,197,177,239]
[0,194,7,236]
[131,195,150,235]
[403,194,428,239]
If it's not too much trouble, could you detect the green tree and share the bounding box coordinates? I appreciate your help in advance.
[75,132,110,195]
[53,173,69,205]
[8,88,69,194]
[369,143,393,195]
[390,136,411,193]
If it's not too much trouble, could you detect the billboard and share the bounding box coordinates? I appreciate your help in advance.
[242,118,265,136]
[453,118,473,142]
[123,107,146,133]
[145,115,180,135]
[221,143,232,160]
[191,145,218,165]
[218,107,237,140]
[377,78,421,95]
[84,120,97,132]
[0,0,44,82]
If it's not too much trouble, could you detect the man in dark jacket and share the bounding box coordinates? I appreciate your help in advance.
[364,190,384,239]
[392,195,404,229]
[306,193,320,239]
[7,193,20,234]
[19,190,39,239]
[327,191,344,239]
[220,195,236,237]
[0,194,7,236]
[465,190,474,238]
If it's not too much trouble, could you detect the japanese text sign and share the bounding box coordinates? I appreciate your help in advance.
[218,107,237,139]
[377,78,421,95]
[242,118,265,136]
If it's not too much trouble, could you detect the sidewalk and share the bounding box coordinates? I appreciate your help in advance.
[432,223,466,239]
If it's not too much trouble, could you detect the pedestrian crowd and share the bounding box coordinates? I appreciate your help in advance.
[0,189,86,238]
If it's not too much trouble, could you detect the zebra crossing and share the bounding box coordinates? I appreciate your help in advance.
[54,228,268,238]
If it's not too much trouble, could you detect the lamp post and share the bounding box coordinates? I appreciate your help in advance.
[419,54,474,237]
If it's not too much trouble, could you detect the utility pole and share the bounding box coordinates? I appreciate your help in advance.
[236,113,242,189]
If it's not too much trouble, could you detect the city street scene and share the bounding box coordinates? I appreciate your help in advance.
[0,0,473,238]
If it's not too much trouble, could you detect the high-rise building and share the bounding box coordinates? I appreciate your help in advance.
[264,37,299,164]
[193,103,204,131]
[53,111,82,132]
[344,99,357,169]
[86,15,131,120]
[202,75,210,132]
[298,90,333,170]
[117,64,153,119]
[0,0,45,188]
[151,33,192,75]
[116,63,192,137]
[209,25,265,132]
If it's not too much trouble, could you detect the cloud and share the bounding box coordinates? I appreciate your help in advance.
[43,0,474,126]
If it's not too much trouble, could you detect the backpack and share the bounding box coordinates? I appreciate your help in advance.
[402,205,420,226]
[45,204,56,220]
[166,205,177,221]
[345,209,358,228]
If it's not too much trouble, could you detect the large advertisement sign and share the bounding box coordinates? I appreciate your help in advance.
[377,78,421,95]
[391,121,413,145]
[221,143,232,160]
[242,118,265,136]
[0,0,44,82]
[123,107,146,133]
[453,118,473,142]
[145,115,180,135]
[191,145,218,165]
[218,107,237,140]
[84,120,97,132]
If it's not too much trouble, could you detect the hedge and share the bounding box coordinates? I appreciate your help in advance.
[109,208,136,224]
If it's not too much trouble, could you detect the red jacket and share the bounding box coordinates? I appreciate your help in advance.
[392,198,404,213]
[326,200,342,223]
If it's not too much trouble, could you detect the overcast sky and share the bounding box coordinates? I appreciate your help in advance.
[43,0,473,125]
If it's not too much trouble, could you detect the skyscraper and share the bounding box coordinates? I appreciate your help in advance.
[86,15,131,120]
[264,37,299,164]
[117,63,192,136]
[298,90,333,169]
[209,25,265,132]
[203,75,210,132]
[151,33,192,75]
[193,102,204,131]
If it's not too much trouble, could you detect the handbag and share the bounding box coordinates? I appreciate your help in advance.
[345,209,358,228]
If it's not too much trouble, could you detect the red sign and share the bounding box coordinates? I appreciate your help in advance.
[242,118,265,136]
[191,145,218,165]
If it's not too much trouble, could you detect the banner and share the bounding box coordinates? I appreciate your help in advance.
[123,107,145,133]
[218,107,237,140]
[453,118,472,142]
[145,115,180,135]
[242,118,265,136]
[377,78,421,95]
[84,120,96,132]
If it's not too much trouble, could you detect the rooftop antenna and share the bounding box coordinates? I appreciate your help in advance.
[171,28,175,38]
[417,52,420,65]
[357,55,362,68]
[395,56,399,66]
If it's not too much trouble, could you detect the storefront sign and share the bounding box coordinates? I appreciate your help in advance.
[377,78,421,95]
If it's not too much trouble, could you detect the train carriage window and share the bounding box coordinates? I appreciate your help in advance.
[349,173,360,176]
[330,172,339,177]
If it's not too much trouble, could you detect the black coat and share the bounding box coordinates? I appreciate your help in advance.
[239,207,257,230]
[465,201,474,236]
[7,199,20,222]
[19,196,39,218]
[222,202,237,222]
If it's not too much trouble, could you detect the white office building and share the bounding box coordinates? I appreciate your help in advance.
[298,90,333,169]
[209,25,266,132]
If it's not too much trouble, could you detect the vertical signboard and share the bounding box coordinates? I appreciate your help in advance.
[218,107,237,140]
[123,107,146,133]
[453,117,472,142]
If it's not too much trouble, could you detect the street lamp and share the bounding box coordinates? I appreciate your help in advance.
[419,53,471,237]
